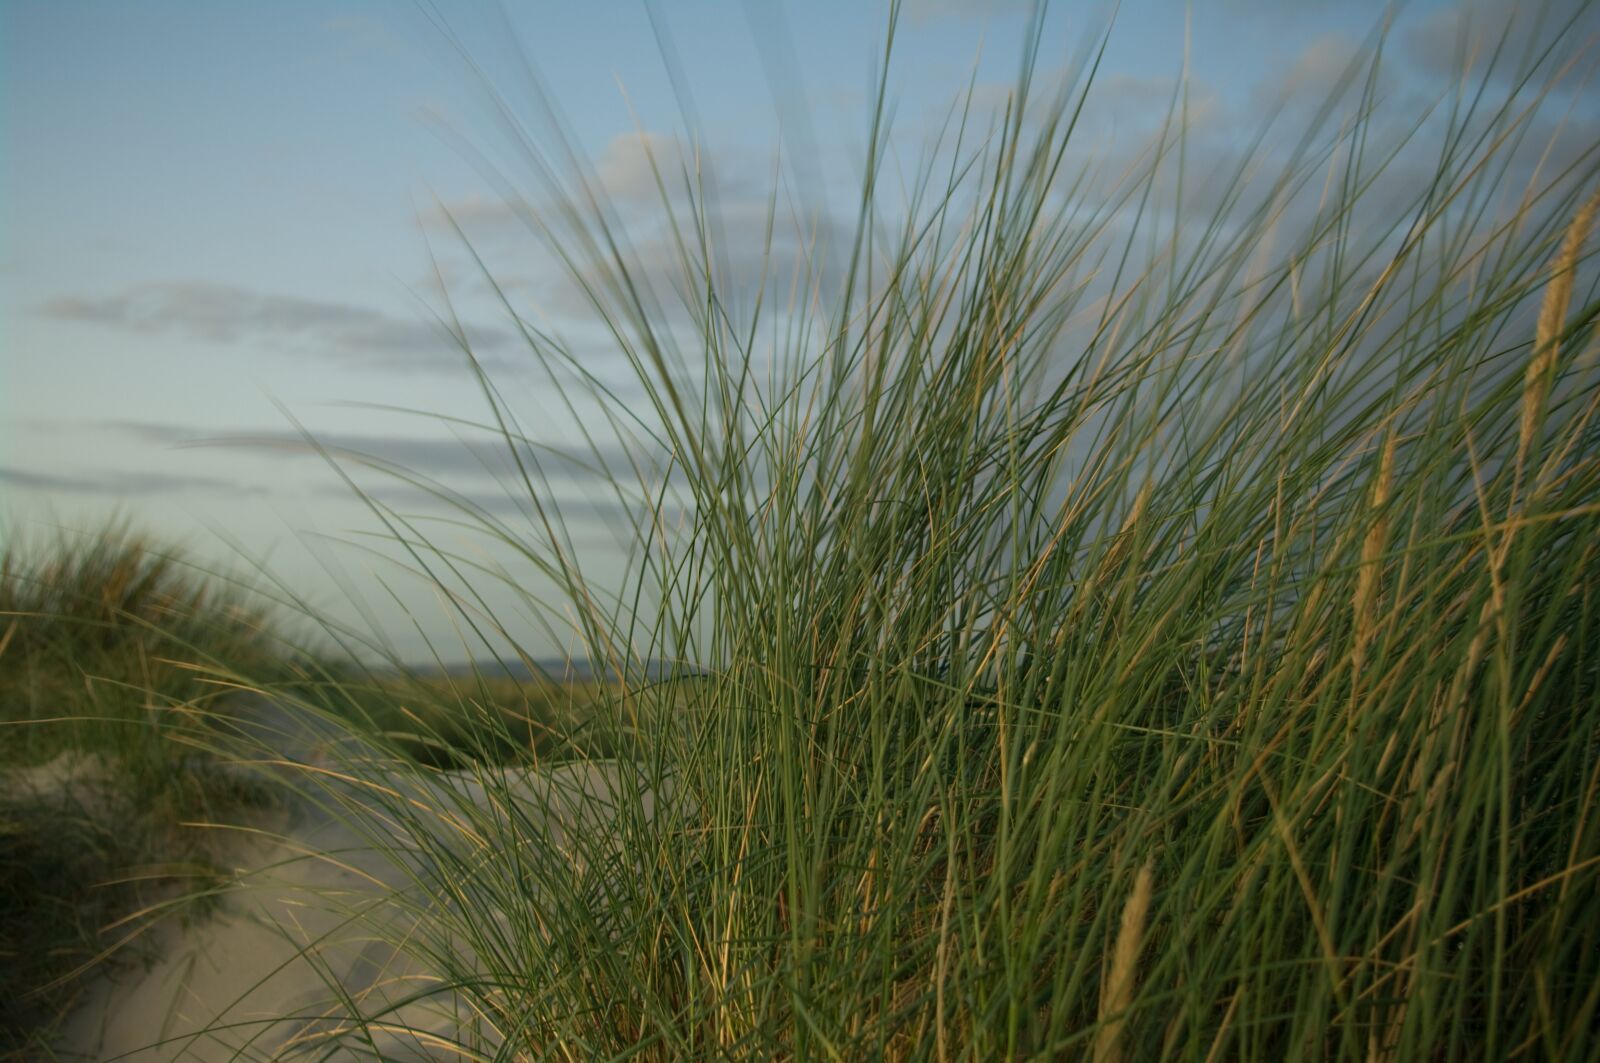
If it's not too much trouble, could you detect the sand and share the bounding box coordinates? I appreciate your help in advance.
[43,697,666,1062]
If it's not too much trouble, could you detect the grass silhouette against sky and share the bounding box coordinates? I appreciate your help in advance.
[9,0,1595,663]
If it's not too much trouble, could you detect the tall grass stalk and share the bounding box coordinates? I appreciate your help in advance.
[240,4,1600,1058]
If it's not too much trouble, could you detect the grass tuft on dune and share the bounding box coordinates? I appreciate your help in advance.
[0,521,292,1058]
[227,4,1597,1055]
[9,1,1600,1058]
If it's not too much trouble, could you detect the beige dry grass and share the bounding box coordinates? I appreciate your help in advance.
[1352,430,1396,686]
[1520,187,1600,486]
[1094,857,1154,1063]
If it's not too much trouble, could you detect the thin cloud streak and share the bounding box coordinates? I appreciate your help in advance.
[37,282,517,372]
[103,421,672,488]
[0,465,269,498]
[307,480,689,525]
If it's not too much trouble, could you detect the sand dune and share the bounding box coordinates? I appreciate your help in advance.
[51,699,663,1061]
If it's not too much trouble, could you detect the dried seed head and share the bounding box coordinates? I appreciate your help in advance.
[1096,857,1155,1063]
[1353,432,1396,682]
[1521,188,1600,476]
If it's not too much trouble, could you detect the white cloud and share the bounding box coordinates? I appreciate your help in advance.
[1251,32,1374,114]
[423,129,854,335]
[1404,0,1600,91]
[594,131,698,210]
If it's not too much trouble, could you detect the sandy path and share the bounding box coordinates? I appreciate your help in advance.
[53,695,658,1062]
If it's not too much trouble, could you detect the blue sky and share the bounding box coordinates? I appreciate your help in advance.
[3,0,1596,663]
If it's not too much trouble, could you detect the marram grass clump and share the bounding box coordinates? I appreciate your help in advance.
[259,9,1600,1058]
[0,517,287,767]
[0,520,294,1058]
[30,5,1600,1060]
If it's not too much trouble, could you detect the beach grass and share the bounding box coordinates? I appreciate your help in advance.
[10,1,1600,1058]
[242,5,1600,1056]
[0,520,298,1057]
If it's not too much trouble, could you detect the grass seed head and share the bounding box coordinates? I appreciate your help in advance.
[1521,188,1600,477]
[1096,856,1155,1063]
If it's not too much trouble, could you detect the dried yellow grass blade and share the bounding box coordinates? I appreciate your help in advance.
[1352,431,1396,684]
[1095,857,1155,1063]
[1521,188,1600,477]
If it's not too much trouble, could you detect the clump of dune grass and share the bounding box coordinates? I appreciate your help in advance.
[210,3,1600,1059]
[0,516,293,768]
[0,518,300,1058]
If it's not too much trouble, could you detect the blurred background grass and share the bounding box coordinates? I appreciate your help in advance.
[0,520,611,1056]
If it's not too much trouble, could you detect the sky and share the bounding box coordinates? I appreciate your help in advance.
[3,0,1597,665]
